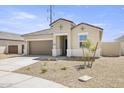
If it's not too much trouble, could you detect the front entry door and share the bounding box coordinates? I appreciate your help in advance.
[65,39,67,55]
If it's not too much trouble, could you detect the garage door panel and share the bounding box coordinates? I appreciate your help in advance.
[29,41,52,55]
[8,45,18,54]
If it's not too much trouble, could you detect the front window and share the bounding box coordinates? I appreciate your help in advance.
[79,35,87,48]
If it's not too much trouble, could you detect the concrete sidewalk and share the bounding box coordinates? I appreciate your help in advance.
[0,71,66,88]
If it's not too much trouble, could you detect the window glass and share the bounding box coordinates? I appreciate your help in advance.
[80,35,87,41]
[79,35,87,48]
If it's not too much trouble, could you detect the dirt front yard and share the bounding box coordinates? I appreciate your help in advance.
[14,57,124,88]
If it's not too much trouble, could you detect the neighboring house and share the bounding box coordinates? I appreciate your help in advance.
[101,42,121,57]
[101,35,124,57]
[0,31,25,54]
[115,35,124,56]
[23,18,103,57]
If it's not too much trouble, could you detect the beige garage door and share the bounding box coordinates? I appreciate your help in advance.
[29,40,53,55]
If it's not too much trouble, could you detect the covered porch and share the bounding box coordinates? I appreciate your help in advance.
[52,33,71,57]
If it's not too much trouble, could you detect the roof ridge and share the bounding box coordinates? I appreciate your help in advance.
[49,18,76,26]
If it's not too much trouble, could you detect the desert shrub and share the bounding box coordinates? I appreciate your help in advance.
[25,67,31,71]
[40,68,47,73]
[43,62,47,66]
[82,39,91,49]
[81,39,98,68]
[40,62,48,74]
[61,67,67,70]
[48,57,56,61]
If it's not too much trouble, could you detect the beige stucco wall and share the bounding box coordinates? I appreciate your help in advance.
[72,24,101,49]
[51,20,73,49]
[51,20,74,34]
[71,24,102,57]
[115,38,124,56]
[121,42,124,55]
[51,20,74,56]
[101,42,121,57]
[0,39,25,54]
[56,36,61,49]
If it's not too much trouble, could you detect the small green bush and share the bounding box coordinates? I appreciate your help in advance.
[61,67,67,70]
[25,67,31,71]
[41,68,47,73]
[40,62,48,74]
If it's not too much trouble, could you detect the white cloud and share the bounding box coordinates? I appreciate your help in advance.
[12,12,37,20]
[36,23,49,29]
[56,11,65,15]
[65,14,75,19]
[92,23,105,26]
[91,23,110,27]
[95,13,108,18]
[0,20,21,25]
[0,28,9,31]
[36,24,43,27]
[56,11,76,19]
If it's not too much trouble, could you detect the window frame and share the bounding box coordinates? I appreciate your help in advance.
[78,32,88,48]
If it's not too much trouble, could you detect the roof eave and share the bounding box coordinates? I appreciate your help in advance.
[72,23,103,30]
[49,18,75,26]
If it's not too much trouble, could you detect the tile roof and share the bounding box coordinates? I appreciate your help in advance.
[22,29,53,36]
[72,23,103,30]
[115,35,124,41]
[50,18,103,30]
[49,18,76,26]
[0,31,24,41]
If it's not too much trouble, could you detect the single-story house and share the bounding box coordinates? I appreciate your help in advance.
[0,18,103,57]
[0,31,25,54]
[22,18,103,57]
[115,35,124,56]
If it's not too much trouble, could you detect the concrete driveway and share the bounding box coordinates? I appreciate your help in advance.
[0,56,66,88]
[0,56,39,71]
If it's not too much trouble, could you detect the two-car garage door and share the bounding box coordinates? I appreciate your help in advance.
[29,40,53,55]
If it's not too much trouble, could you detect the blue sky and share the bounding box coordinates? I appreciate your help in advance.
[0,5,124,41]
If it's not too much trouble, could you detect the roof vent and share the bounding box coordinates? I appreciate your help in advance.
[81,27,84,31]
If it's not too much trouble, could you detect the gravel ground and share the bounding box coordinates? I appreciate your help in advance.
[14,57,124,88]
